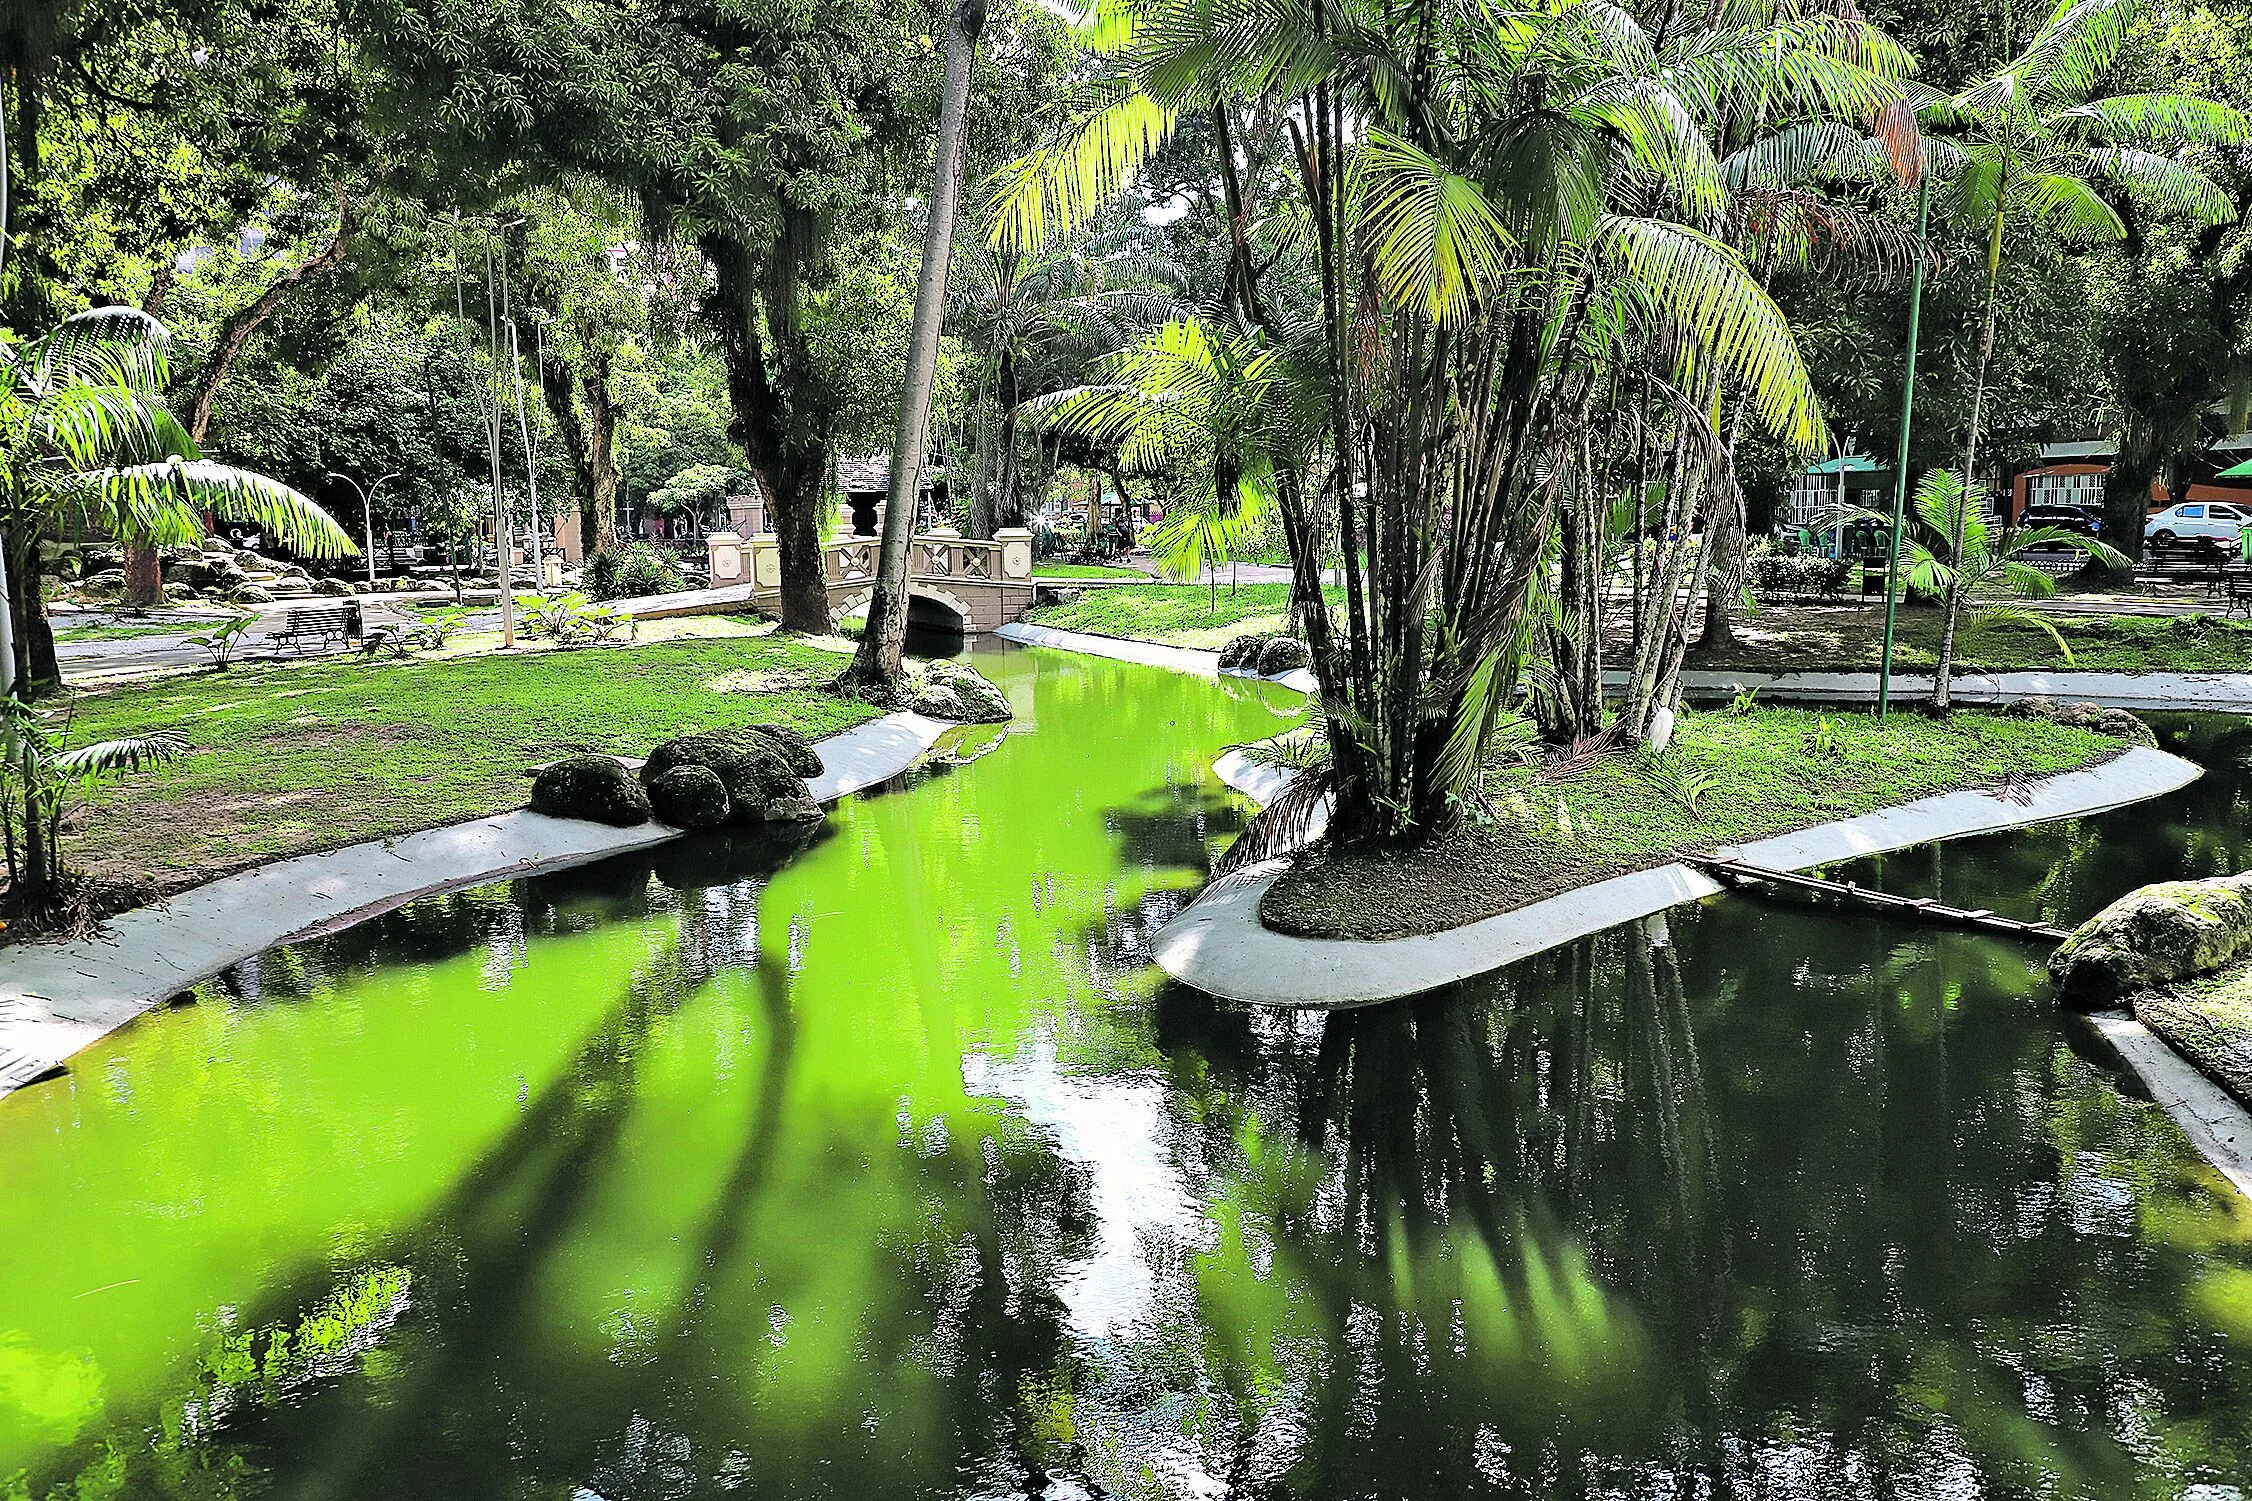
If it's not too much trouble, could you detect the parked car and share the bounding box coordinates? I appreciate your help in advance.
[2019,502,2101,538]
[2145,501,2251,554]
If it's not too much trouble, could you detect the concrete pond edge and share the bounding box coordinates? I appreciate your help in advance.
[1150,744,2202,1009]
[0,710,953,1099]
[2077,1010,2252,1202]
[1013,620,2252,1197]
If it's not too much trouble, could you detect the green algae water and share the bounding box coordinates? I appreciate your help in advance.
[2,652,2251,1499]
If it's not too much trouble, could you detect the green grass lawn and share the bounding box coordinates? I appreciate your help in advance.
[1262,704,2132,939]
[55,634,875,895]
[1024,582,1329,649]
[1688,604,2252,675]
[1032,562,1147,580]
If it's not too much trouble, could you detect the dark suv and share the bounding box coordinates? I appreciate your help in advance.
[2018,503,2101,538]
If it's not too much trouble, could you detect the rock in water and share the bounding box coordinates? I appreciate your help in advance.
[641,729,823,826]
[647,764,732,828]
[530,755,653,827]
[743,722,822,778]
[1254,636,1313,676]
[2003,698,2157,748]
[762,793,825,824]
[912,660,1012,723]
[910,681,970,721]
[1218,634,1267,671]
[2049,872,2252,1007]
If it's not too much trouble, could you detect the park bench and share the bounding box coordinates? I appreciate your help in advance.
[2225,568,2252,620]
[268,602,361,654]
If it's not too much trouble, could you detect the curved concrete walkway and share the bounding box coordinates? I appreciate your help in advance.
[1003,620,2252,714]
[0,711,951,1099]
[1671,667,2252,713]
[994,620,1320,694]
[1150,745,2203,1009]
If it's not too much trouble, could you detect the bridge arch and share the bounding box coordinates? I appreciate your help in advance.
[831,584,977,635]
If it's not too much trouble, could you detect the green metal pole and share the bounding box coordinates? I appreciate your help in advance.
[1877,174,1932,720]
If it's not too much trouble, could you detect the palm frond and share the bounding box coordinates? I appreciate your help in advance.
[2051,93,2251,145]
[83,460,358,558]
[2020,171,2130,241]
[1598,215,1828,451]
[1354,130,1518,326]
[2085,148,2239,227]
[51,732,188,779]
[987,85,1178,253]
[27,307,171,393]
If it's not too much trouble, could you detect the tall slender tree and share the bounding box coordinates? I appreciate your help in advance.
[1921,0,2246,708]
[844,0,991,694]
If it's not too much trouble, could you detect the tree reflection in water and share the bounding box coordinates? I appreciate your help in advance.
[7,668,2252,1501]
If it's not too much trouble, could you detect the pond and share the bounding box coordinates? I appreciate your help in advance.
[2,649,2250,1499]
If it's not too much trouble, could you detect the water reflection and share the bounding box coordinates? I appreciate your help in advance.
[2,661,2250,1499]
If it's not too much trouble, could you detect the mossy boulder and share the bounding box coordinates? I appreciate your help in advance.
[1219,632,1311,677]
[912,660,1012,724]
[2002,698,2156,748]
[1217,634,1267,671]
[2137,971,2252,1109]
[2049,872,2252,1007]
[646,764,731,828]
[641,729,822,825]
[530,755,653,827]
[1255,636,1313,676]
[743,722,822,778]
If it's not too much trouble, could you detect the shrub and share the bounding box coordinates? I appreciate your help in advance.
[584,544,686,602]
[1747,550,1849,599]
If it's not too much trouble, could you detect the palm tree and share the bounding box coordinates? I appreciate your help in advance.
[995,0,1891,844]
[1,307,353,899]
[1030,316,1305,613]
[951,212,1185,538]
[1842,468,2128,668]
[1922,0,2247,708]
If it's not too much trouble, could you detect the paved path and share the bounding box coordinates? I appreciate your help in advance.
[0,711,951,1100]
[1667,667,2252,713]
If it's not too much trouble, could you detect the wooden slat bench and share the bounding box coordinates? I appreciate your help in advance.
[268,602,361,654]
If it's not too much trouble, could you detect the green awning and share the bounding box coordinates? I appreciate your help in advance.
[2217,456,2252,480]
[1806,454,1883,476]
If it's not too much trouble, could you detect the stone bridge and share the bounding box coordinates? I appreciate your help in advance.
[708,526,1040,634]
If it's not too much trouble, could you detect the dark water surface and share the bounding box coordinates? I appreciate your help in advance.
[3,652,2251,1499]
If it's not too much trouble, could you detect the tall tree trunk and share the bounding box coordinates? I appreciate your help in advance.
[706,220,835,633]
[845,0,988,693]
[546,347,622,560]
[5,530,56,698]
[541,351,596,539]
[582,352,620,558]
[1933,204,2005,713]
[2102,410,2163,570]
[967,395,999,538]
[121,256,189,607]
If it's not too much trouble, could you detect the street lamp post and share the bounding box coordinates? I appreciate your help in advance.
[327,470,400,592]
[1877,173,1933,721]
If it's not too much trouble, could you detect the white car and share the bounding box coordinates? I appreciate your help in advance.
[2145,501,2250,553]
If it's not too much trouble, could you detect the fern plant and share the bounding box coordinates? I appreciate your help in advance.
[0,698,184,908]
